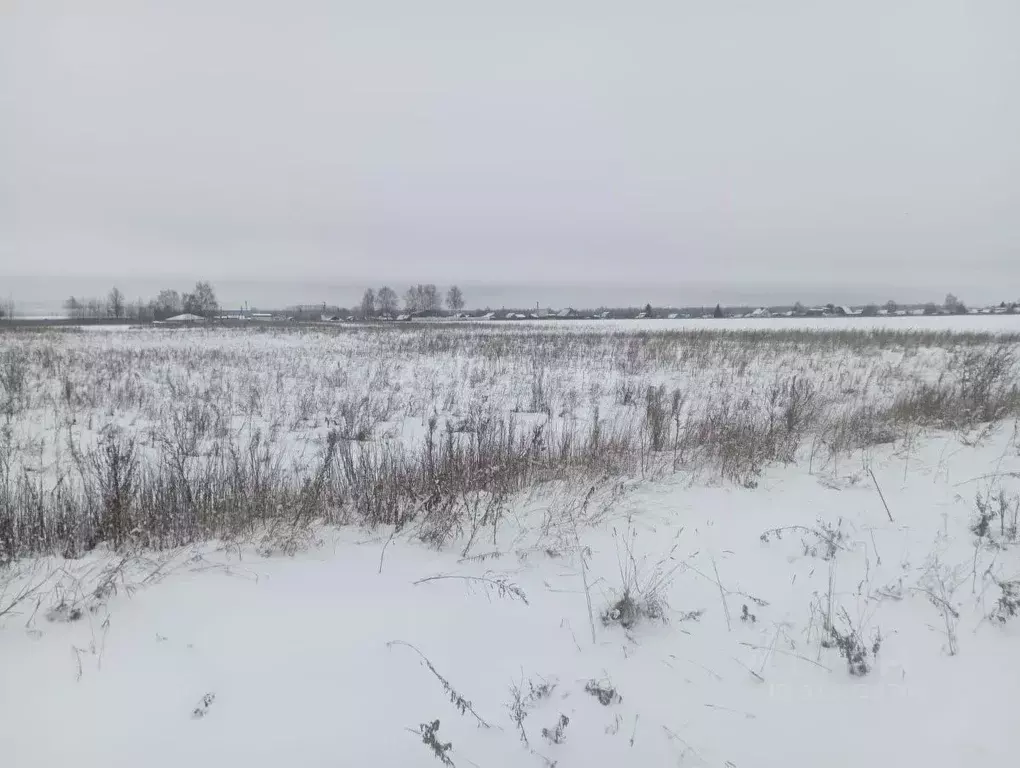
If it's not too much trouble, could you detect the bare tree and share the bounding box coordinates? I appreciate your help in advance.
[422,284,440,312]
[446,285,465,312]
[404,285,422,313]
[401,284,440,313]
[129,299,154,322]
[183,281,219,317]
[154,289,182,318]
[360,288,376,318]
[377,286,398,315]
[64,297,82,319]
[884,300,898,313]
[108,287,125,319]
[944,293,966,314]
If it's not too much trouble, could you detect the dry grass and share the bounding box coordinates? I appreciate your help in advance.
[2,324,1020,560]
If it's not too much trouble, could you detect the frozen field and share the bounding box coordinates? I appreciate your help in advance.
[61,311,1020,334]
[3,322,1020,767]
[490,313,1020,334]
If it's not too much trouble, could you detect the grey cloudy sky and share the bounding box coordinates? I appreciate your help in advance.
[3,0,1019,304]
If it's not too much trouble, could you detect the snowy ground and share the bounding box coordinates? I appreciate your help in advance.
[3,321,1019,491]
[484,313,1020,334]
[3,323,1020,766]
[48,312,1020,333]
[3,425,1020,767]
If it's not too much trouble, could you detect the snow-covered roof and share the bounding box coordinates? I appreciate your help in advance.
[164,313,206,323]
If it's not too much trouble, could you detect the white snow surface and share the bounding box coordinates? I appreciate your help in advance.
[4,320,1019,492]
[56,313,1020,333]
[490,314,1020,334]
[3,427,1020,767]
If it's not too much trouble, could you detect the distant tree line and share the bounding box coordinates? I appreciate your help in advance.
[63,282,219,321]
[358,284,466,317]
[777,294,975,317]
[19,280,1019,324]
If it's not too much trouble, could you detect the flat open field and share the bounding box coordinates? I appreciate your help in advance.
[493,313,1020,334]
[3,322,1020,767]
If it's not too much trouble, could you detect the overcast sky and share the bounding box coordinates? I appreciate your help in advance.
[3,0,1019,303]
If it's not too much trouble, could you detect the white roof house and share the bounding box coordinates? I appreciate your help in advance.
[164,313,206,324]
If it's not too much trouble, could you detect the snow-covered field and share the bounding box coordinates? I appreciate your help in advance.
[491,313,1020,334]
[3,323,1020,767]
